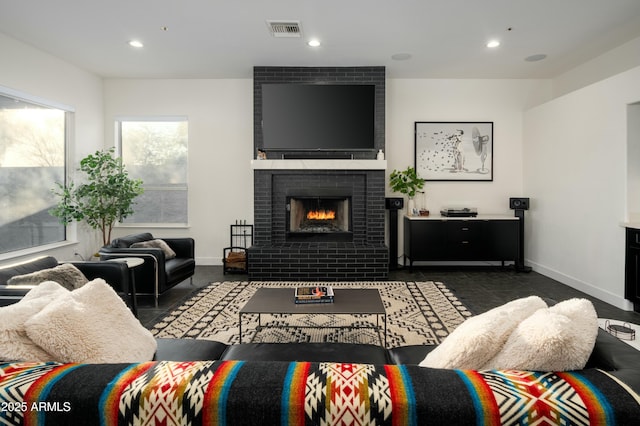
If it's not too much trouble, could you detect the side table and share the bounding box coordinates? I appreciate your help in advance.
[107,257,143,317]
[598,318,640,352]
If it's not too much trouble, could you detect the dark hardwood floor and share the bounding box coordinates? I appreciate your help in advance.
[137,265,640,329]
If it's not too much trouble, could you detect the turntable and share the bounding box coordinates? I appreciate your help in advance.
[440,207,478,217]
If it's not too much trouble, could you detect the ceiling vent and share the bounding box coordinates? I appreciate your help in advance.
[266,20,302,38]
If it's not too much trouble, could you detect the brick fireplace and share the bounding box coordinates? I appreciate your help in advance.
[248,163,388,280]
[248,66,388,281]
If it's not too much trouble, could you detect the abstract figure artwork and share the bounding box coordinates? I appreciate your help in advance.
[415,122,493,181]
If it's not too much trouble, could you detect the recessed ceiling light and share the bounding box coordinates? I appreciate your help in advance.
[525,54,547,62]
[307,39,321,47]
[486,40,500,48]
[128,40,144,48]
[391,53,412,61]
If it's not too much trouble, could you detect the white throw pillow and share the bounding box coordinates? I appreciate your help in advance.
[25,278,157,363]
[419,296,547,369]
[0,281,68,361]
[483,298,598,371]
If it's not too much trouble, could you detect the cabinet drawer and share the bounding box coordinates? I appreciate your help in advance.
[446,221,482,244]
[446,221,483,259]
[628,228,640,248]
[625,244,640,305]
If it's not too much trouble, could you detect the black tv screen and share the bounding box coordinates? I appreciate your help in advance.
[261,84,375,151]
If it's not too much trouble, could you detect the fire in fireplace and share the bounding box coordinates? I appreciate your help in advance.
[287,195,352,241]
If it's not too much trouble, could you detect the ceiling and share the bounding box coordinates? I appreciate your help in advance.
[2,0,640,79]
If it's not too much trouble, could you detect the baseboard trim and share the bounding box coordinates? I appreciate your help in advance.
[196,257,222,266]
[528,260,634,311]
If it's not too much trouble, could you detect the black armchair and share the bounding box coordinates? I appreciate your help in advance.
[100,233,195,306]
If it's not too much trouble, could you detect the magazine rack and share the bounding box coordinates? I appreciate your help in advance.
[223,223,253,274]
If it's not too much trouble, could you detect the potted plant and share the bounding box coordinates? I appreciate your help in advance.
[389,166,425,215]
[50,148,144,246]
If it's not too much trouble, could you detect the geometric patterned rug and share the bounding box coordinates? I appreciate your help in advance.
[151,281,472,348]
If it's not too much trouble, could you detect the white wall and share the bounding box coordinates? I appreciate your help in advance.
[103,79,254,265]
[628,103,640,218]
[386,78,552,262]
[0,33,104,263]
[523,65,640,310]
[552,36,640,98]
[103,77,552,267]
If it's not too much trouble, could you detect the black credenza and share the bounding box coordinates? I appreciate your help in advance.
[403,215,520,267]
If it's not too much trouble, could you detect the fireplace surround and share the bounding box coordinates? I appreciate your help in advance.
[248,66,388,280]
[248,164,388,280]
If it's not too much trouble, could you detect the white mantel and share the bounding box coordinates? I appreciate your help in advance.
[250,159,387,170]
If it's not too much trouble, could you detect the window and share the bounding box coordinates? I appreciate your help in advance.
[0,91,68,254]
[117,118,188,225]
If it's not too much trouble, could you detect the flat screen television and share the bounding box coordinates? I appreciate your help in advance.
[261,83,375,151]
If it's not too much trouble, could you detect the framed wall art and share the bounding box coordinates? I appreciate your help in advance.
[415,121,493,181]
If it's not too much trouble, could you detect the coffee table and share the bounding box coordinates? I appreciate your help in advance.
[239,288,387,346]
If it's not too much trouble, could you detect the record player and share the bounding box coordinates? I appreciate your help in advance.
[440,207,478,217]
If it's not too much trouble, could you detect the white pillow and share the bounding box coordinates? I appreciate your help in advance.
[483,298,598,371]
[25,279,157,363]
[419,296,547,369]
[0,281,68,361]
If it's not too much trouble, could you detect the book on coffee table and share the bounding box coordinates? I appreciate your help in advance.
[294,286,334,304]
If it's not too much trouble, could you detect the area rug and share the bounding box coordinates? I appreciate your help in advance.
[151,281,472,348]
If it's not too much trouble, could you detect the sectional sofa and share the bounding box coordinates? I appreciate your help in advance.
[1,260,639,424]
[1,332,639,425]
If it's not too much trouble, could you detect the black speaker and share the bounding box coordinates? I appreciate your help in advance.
[385,197,404,210]
[509,197,530,210]
[510,197,532,272]
[385,198,403,270]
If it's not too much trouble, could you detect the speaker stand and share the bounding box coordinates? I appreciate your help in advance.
[388,209,399,270]
[514,209,532,273]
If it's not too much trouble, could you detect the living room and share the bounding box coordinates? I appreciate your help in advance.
[3,2,640,423]
[2,2,640,313]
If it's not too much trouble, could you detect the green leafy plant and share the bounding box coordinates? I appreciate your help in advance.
[50,148,144,246]
[389,166,425,198]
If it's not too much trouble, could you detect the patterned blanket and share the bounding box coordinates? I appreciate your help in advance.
[1,361,639,425]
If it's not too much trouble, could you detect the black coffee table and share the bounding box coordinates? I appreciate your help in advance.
[239,288,387,346]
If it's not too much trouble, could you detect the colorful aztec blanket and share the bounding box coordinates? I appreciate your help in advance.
[1,361,639,425]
